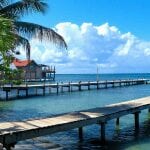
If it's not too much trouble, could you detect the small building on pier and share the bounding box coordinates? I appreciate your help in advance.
[12,59,55,81]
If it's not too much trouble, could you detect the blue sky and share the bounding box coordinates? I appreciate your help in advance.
[24,0,150,40]
[22,0,150,73]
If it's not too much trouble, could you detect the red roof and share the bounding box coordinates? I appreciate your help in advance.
[13,59,32,67]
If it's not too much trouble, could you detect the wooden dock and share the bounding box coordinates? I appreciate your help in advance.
[0,79,149,100]
[0,96,150,149]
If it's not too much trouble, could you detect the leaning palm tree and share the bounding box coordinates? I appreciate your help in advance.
[0,0,67,60]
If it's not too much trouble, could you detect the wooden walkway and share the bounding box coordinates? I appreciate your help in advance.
[0,79,149,100]
[0,96,150,149]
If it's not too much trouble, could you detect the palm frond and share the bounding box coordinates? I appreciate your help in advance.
[0,0,48,19]
[0,0,9,8]
[15,21,67,49]
[14,35,31,60]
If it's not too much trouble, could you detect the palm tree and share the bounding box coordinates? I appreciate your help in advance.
[0,0,67,60]
[0,16,17,83]
[0,16,16,65]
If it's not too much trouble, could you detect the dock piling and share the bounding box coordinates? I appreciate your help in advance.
[97,81,99,89]
[78,127,83,140]
[100,122,106,143]
[17,89,19,98]
[105,80,108,88]
[78,81,81,91]
[116,118,120,126]
[68,82,71,92]
[88,81,90,90]
[61,82,63,92]
[57,83,59,94]
[134,111,140,130]
[25,89,28,97]
[5,91,9,100]
[1,79,149,100]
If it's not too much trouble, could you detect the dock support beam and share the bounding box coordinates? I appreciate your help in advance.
[119,80,121,87]
[57,83,59,94]
[116,118,120,126]
[68,82,71,92]
[35,87,38,95]
[79,81,81,91]
[100,122,106,143]
[78,127,83,140]
[26,89,28,97]
[61,82,63,93]
[43,87,45,96]
[17,89,19,98]
[4,142,16,150]
[88,81,90,90]
[97,81,99,89]
[105,81,108,88]
[6,91,9,100]
[134,111,140,130]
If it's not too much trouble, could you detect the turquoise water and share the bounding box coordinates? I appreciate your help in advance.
[0,73,150,149]
[55,73,150,82]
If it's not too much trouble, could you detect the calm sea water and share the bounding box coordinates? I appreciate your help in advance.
[0,73,150,150]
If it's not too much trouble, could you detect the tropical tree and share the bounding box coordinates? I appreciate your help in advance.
[0,16,17,83]
[0,16,16,67]
[0,0,67,60]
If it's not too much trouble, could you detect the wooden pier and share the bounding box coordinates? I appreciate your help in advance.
[0,96,150,149]
[0,79,149,100]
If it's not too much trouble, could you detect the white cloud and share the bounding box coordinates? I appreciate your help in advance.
[19,22,150,73]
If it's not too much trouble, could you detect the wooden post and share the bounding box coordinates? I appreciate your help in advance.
[71,81,73,92]
[25,84,28,97]
[57,83,59,94]
[6,91,9,100]
[101,122,106,143]
[97,81,99,89]
[26,89,28,97]
[49,86,51,94]
[112,82,115,88]
[88,81,90,90]
[105,80,107,88]
[68,82,71,92]
[116,118,119,126]
[4,142,16,150]
[120,80,121,87]
[61,82,63,93]
[79,127,83,140]
[79,81,81,91]
[148,108,150,113]
[54,66,56,81]
[134,111,140,130]
[36,87,38,95]
[43,87,45,96]
[17,89,19,98]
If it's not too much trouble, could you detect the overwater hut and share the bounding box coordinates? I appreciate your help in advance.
[12,59,55,81]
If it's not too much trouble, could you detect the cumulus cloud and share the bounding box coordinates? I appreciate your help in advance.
[18,22,150,73]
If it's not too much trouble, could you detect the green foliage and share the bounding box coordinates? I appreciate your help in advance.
[0,16,22,85]
[0,16,15,79]
[0,16,15,53]
[0,0,67,60]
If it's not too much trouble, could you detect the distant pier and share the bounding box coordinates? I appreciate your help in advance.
[0,96,150,149]
[0,79,149,100]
